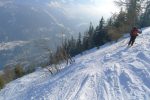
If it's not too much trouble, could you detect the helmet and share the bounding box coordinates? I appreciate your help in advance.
[133,26,137,29]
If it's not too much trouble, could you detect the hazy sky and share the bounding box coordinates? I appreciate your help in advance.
[69,0,119,18]
[49,0,119,19]
[0,0,119,19]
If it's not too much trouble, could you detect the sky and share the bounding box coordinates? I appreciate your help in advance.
[72,0,119,18]
[84,0,118,16]
[91,0,119,17]
[0,0,119,28]
[0,0,119,19]
[49,0,119,22]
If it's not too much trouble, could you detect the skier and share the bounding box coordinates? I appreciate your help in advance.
[128,27,142,46]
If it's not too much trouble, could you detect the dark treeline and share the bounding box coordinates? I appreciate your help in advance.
[140,0,150,27]
[0,64,28,89]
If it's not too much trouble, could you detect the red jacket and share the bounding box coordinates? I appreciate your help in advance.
[130,28,140,37]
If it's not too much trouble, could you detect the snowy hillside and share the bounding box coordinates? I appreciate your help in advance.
[0,27,150,100]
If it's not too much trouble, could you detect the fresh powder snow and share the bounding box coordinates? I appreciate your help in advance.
[0,27,150,100]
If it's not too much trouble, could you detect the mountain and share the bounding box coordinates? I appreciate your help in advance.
[0,27,150,100]
[0,0,92,42]
[0,39,52,69]
[0,0,97,68]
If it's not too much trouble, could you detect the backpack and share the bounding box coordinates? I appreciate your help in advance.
[130,29,138,36]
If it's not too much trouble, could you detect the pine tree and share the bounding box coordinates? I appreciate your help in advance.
[69,36,77,56]
[87,22,94,49]
[83,32,89,50]
[99,17,105,30]
[140,1,150,27]
[114,8,126,28]
[93,17,107,46]
[76,32,82,53]
[14,64,24,78]
[107,17,113,27]
[0,75,5,89]
[115,0,144,28]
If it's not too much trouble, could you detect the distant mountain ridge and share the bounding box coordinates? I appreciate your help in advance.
[0,0,91,42]
[0,0,99,69]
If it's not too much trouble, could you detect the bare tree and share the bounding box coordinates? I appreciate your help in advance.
[59,46,75,65]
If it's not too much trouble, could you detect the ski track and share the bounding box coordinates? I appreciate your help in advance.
[0,28,150,100]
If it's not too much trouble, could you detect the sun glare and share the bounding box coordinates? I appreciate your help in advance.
[61,0,119,19]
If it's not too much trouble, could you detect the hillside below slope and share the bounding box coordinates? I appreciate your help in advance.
[0,27,150,100]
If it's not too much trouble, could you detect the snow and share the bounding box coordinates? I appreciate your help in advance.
[0,27,150,100]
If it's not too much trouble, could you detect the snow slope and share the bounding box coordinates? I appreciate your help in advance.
[0,27,150,100]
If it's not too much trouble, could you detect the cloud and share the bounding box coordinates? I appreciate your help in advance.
[46,0,119,26]
[48,0,119,19]
[66,1,119,19]
[48,1,62,8]
[0,0,13,7]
